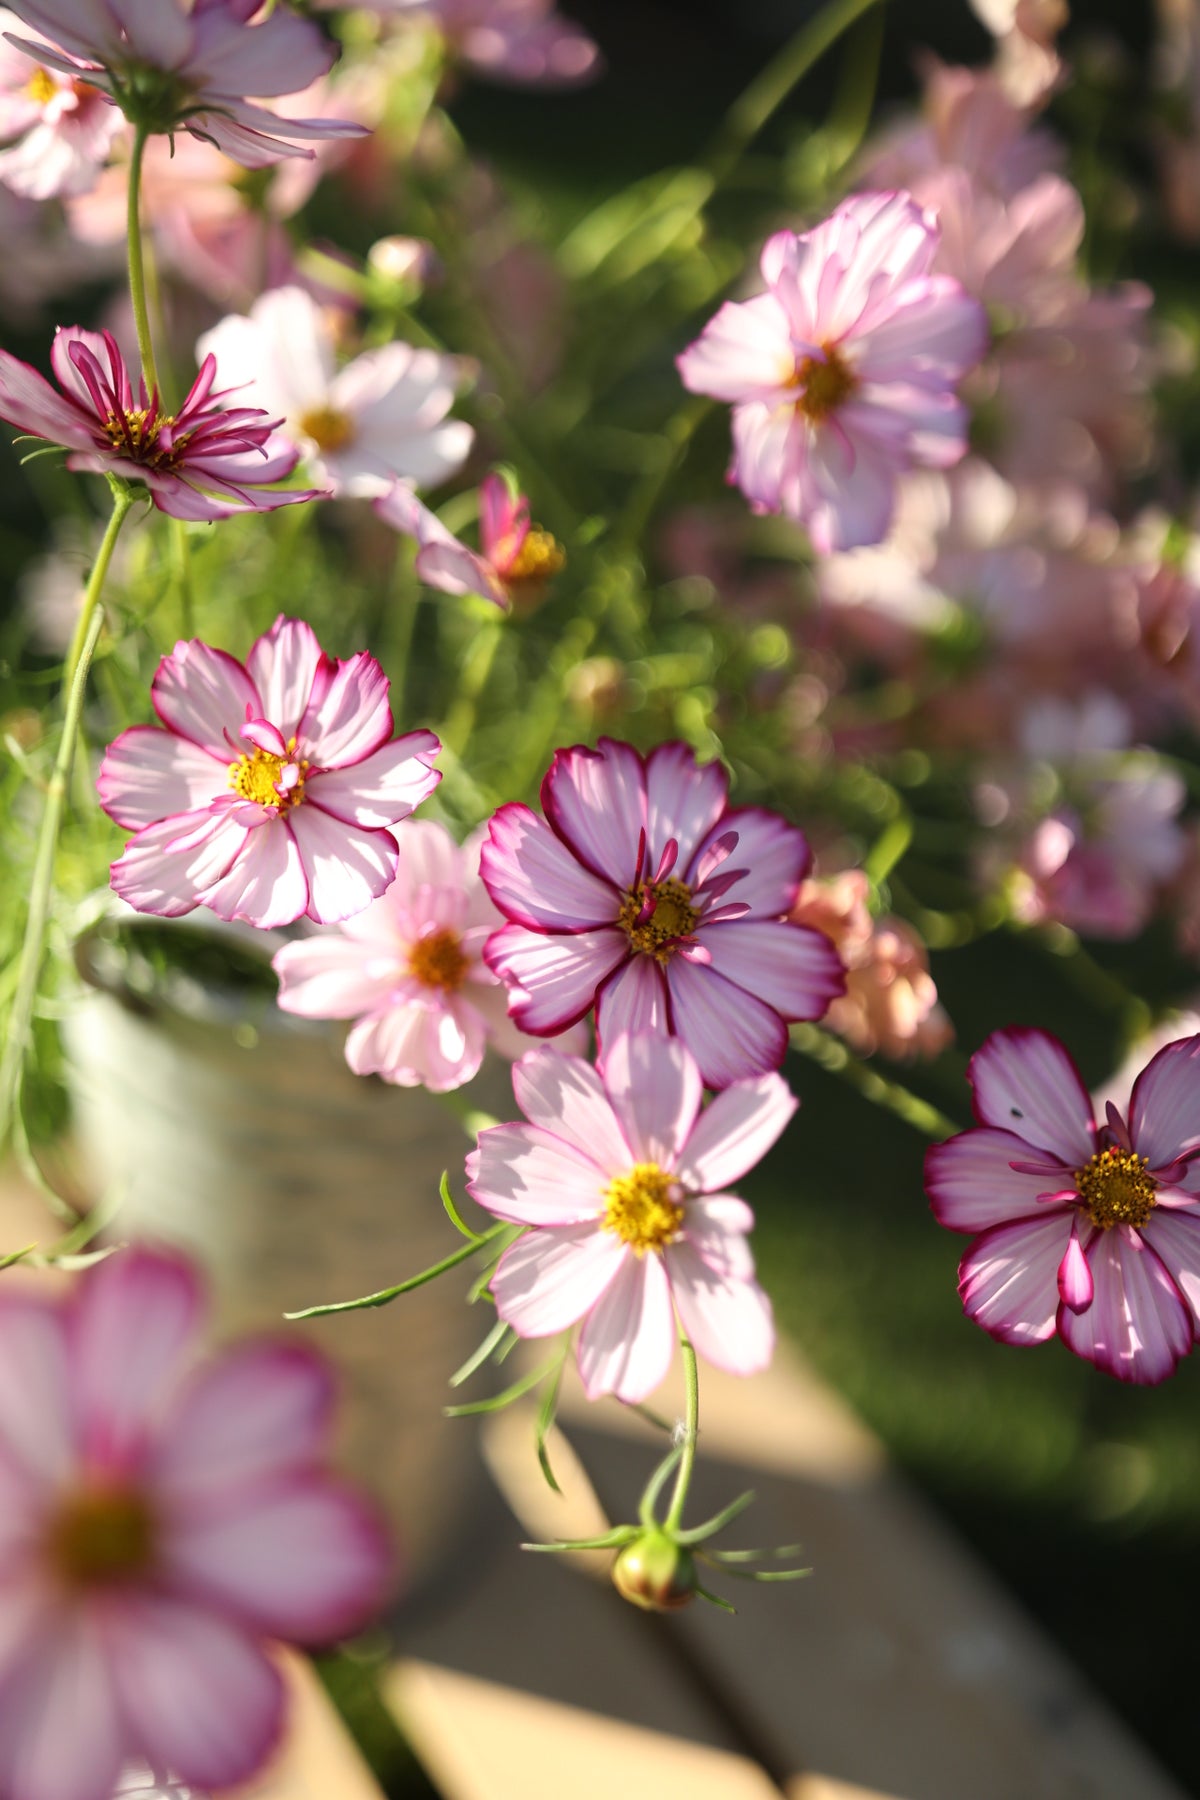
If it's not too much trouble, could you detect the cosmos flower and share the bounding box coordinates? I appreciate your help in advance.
[375,471,564,609]
[0,10,121,198]
[466,1033,792,1402]
[314,0,602,89]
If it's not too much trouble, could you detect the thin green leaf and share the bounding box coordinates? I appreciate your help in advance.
[0,1243,36,1271]
[718,1565,810,1584]
[676,1489,756,1545]
[449,1317,512,1388]
[638,1444,684,1529]
[285,1223,507,1319]
[521,1525,638,1554]
[534,1354,567,1494]
[694,1584,737,1614]
[440,1171,483,1242]
[625,1400,676,1434]
[704,1543,804,1564]
[443,1353,559,1418]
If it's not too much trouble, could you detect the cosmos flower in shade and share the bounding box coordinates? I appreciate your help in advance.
[479,737,845,1091]
[314,0,601,88]
[0,327,319,521]
[2,0,367,167]
[376,471,564,610]
[273,820,569,1092]
[0,1245,389,1800]
[926,1027,1200,1384]
[197,288,472,500]
[98,616,441,928]
[676,191,988,554]
[466,1034,792,1401]
[0,12,121,199]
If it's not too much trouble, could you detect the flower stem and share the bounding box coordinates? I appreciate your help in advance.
[127,123,160,398]
[0,484,135,1146]
[664,1337,700,1533]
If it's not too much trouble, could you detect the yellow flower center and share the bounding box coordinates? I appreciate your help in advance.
[26,67,58,106]
[1074,1146,1158,1231]
[792,343,858,423]
[407,927,469,991]
[227,742,307,811]
[603,1162,685,1255]
[617,877,699,964]
[48,1486,157,1588]
[506,527,565,588]
[104,407,187,469]
[299,405,356,454]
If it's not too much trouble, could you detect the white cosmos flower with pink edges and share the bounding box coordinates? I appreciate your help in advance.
[0,11,121,199]
[375,471,564,610]
[0,1245,389,1800]
[480,737,845,1091]
[926,1027,1200,1384]
[98,616,441,929]
[272,820,555,1092]
[676,191,988,553]
[466,1034,793,1402]
[315,0,602,89]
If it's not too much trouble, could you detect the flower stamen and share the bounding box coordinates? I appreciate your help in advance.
[48,1486,157,1588]
[506,527,565,588]
[618,876,699,964]
[228,740,307,811]
[604,1162,685,1255]
[407,927,469,991]
[791,342,858,423]
[1074,1146,1157,1230]
[299,406,356,454]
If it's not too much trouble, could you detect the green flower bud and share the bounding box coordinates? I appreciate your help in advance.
[611,1529,696,1612]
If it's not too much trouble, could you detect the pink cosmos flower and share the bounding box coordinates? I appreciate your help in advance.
[375,472,564,610]
[0,10,121,198]
[926,1027,1200,1384]
[3,0,366,167]
[197,288,472,501]
[466,1033,792,1402]
[0,1244,389,1800]
[676,191,987,553]
[0,326,318,521]
[479,737,845,1091]
[98,616,441,928]
[317,0,601,88]
[272,820,558,1092]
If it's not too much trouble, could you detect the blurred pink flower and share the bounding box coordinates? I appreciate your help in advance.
[98,616,441,928]
[480,737,844,1090]
[375,472,563,610]
[926,1025,1200,1383]
[677,191,987,552]
[969,0,1067,104]
[3,0,366,166]
[866,61,1062,202]
[0,9,121,197]
[0,326,318,521]
[318,0,602,88]
[273,820,561,1092]
[467,1033,791,1401]
[197,287,472,500]
[0,1244,389,1800]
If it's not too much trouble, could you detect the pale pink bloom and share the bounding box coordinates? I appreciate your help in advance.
[480,737,845,1091]
[677,192,987,553]
[0,326,318,521]
[3,0,366,166]
[317,0,601,88]
[197,288,472,500]
[113,1771,205,1799]
[790,872,951,1061]
[375,472,563,610]
[0,10,120,197]
[926,1026,1200,1383]
[0,1244,389,1800]
[272,821,562,1092]
[865,61,1062,202]
[466,1033,792,1401]
[969,0,1067,104]
[98,616,441,929]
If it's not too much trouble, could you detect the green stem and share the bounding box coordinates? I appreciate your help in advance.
[127,123,160,398]
[0,485,135,1144]
[791,1023,961,1140]
[664,1337,700,1533]
[171,519,194,638]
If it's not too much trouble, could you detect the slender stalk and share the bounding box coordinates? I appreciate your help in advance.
[171,519,194,638]
[0,486,135,1142]
[664,1338,700,1533]
[126,123,160,398]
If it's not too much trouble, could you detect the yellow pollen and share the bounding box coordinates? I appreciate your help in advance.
[48,1486,157,1588]
[103,407,186,468]
[227,742,307,811]
[1074,1146,1158,1231]
[604,1162,685,1255]
[506,528,565,588]
[407,927,469,991]
[299,405,356,454]
[617,877,699,965]
[791,343,858,423]
[26,67,57,105]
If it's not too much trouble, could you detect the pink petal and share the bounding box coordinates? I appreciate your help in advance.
[853,279,988,384]
[1127,1035,1200,1171]
[288,806,397,924]
[272,934,395,1020]
[678,1194,757,1282]
[575,1250,675,1402]
[490,1224,626,1338]
[466,1123,607,1225]
[541,739,646,887]
[303,732,440,830]
[925,1127,1069,1234]
[107,1598,284,1793]
[1059,1228,1193,1384]
[0,1615,123,1800]
[676,293,792,404]
[664,1240,774,1379]
[245,616,324,739]
[700,919,843,1020]
[643,741,729,872]
[0,346,94,449]
[967,1027,1096,1167]
[594,953,670,1053]
[806,421,898,554]
[675,1073,797,1192]
[1057,1219,1094,1312]
[297,651,392,769]
[187,3,334,99]
[344,994,485,1091]
[512,1045,632,1172]
[690,806,810,915]
[664,955,788,1089]
[486,921,625,1033]
[110,806,248,919]
[97,726,225,831]
[1145,1207,1200,1338]
[107,0,191,62]
[730,401,800,515]
[151,640,261,756]
[958,1211,1074,1345]
[601,1032,702,1169]
[0,1295,74,1490]
[481,804,617,930]
[199,818,309,929]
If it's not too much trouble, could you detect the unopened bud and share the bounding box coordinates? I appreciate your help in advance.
[611,1529,696,1612]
